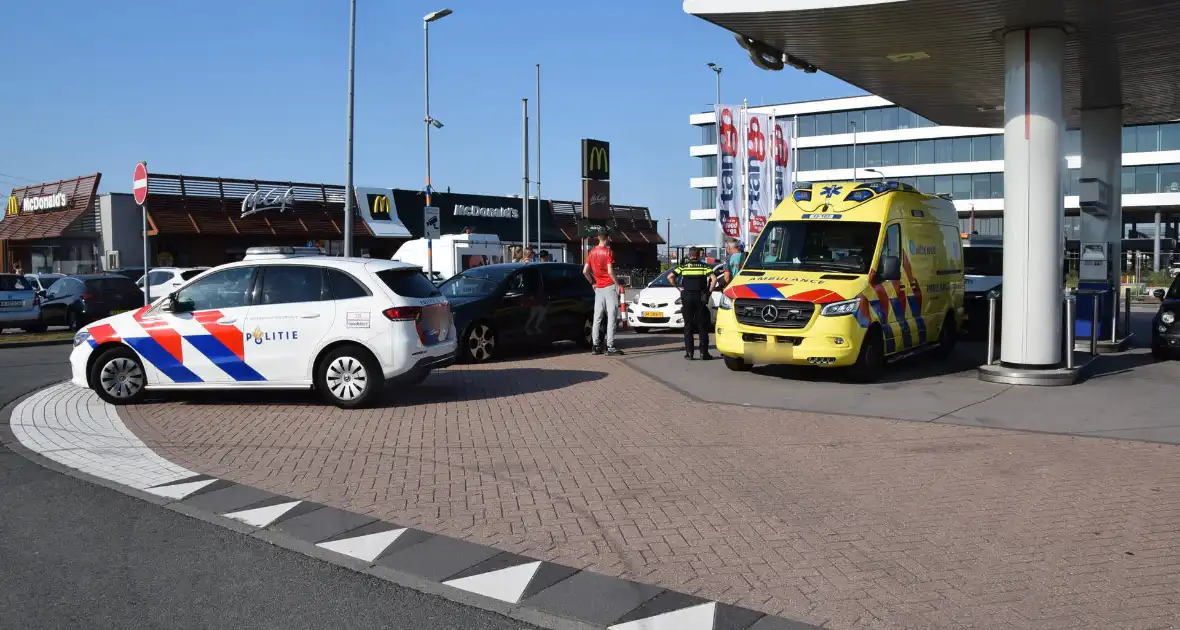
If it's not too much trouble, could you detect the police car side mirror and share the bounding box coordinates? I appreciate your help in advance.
[880,256,901,282]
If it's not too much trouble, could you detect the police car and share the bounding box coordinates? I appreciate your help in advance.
[70,247,458,409]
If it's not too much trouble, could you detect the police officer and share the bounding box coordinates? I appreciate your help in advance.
[666,247,716,360]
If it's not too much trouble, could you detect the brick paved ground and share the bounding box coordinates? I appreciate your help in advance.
[121,339,1180,629]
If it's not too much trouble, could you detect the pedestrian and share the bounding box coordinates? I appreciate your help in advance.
[583,226,624,356]
[721,237,745,288]
[666,246,715,360]
[11,259,23,276]
[539,250,552,262]
[523,246,536,263]
[510,246,524,263]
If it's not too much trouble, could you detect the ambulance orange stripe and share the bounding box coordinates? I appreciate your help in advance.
[867,271,892,318]
[193,310,245,360]
[786,288,845,304]
[133,305,184,362]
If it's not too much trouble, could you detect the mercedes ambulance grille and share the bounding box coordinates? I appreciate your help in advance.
[734,299,815,329]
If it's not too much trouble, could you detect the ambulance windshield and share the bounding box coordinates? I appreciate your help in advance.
[746,220,881,275]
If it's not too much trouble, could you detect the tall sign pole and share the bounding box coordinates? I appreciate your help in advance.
[133,162,150,305]
[343,0,357,257]
[522,98,529,249]
[422,9,452,275]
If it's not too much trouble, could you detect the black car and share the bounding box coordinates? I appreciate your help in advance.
[1151,276,1180,360]
[440,263,594,362]
[39,274,145,330]
[108,267,146,281]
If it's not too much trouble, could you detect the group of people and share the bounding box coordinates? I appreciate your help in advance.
[509,246,552,263]
[581,226,747,362]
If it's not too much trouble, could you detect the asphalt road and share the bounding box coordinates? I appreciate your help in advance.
[0,345,537,630]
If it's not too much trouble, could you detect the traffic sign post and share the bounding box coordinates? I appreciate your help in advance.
[134,162,150,305]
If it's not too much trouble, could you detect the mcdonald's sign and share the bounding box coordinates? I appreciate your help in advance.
[581,139,610,181]
[367,193,393,221]
[5,195,17,217]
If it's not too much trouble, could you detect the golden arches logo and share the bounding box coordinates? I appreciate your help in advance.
[371,195,392,219]
[5,195,17,216]
[588,146,608,174]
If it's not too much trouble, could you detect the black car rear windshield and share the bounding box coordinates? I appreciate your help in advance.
[375,269,441,298]
[84,277,140,293]
[964,247,1003,276]
[0,275,32,291]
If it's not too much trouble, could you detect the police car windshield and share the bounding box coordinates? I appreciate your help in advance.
[963,247,1003,276]
[439,267,515,298]
[647,274,673,288]
[746,220,881,274]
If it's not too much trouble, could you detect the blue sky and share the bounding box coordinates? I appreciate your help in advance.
[0,0,862,244]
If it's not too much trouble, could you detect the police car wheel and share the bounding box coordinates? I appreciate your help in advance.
[849,327,885,383]
[89,347,147,405]
[464,322,497,362]
[317,346,383,409]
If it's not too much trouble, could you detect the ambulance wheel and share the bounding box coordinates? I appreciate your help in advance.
[933,313,957,358]
[316,344,384,409]
[89,346,147,405]
[464,322,498,362]
[849,327,885,383]
[724,356,752,372]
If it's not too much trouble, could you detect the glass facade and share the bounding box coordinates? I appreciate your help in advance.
[796,106,937,136]
[798,135,1004,170]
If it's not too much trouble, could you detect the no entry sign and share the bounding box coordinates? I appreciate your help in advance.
[133,162,149,205]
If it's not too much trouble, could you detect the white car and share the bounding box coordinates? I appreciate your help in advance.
[71,247,458,409]
[627,268,726,331]
[137,267,210,301]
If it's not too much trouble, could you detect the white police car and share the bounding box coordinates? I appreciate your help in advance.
[70,247,458,409]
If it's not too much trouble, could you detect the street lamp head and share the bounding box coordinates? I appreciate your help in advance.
[424,8,452,22]
[431,119,444,129]
[707,62,722,73]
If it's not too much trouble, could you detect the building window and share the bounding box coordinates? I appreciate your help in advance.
[1136,165,1159,193]
[991,135,1004,159]
[700,187,717,209]
[935,139,953,163]
[952,174,972,200]
[918,140,935,164]
[972,136,992,161]
[881,107,899,131]
[991,173,1004,198]
[864,108,883,132]
[917,176,935,193]
[1161,123,1180,151]
[1137,125,1160,153]
[972,173,992,199]
[831,145,851,169]
[815,146,832,170]
[847,109,866,133]
[814,112,832,136]
[898,108,918,130]
[897,141,917,165]
[1065,129,1081,156]
[865,144,882,168]
[880,142,899,167]
[952,137,972,162]
[797,148,816,171]
[700,123,716,145]
[1122,126,1137,153]
[935,175,953,196]
[798,115,816,137]
[1122,166,1135,194]
[830,110,848,135]
[700,155,717,177]
[1160,163,1180,192]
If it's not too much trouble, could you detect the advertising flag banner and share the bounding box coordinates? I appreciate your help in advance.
[745,111,770,242]
[715,104,741,239]
[773,117,793,210]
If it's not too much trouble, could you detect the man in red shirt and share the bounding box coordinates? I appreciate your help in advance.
[583,227,623,355]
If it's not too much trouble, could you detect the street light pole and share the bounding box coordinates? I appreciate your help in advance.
[707,62,723,261]
[850,120,858,181]
[424,8,452,280]
[535,63,542,254]
[343,0,357,257]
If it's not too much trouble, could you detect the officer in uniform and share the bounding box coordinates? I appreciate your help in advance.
[666,247,716,360]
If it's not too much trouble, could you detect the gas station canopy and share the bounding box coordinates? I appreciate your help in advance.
[684,0,1180,128]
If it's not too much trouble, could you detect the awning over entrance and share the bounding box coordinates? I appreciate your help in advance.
[549,201,666,244]
[684,0,1180,127]
[1,173,102,241]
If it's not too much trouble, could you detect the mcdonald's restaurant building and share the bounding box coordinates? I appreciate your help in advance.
[3,171,663,273]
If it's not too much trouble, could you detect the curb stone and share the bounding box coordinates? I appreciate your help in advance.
[1,385,820,630]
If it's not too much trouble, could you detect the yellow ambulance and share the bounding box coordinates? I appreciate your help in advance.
[716,181,964,381]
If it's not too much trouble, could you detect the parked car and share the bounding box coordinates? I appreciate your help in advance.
[108,267,145,281]
[72,246,457,409]
[1151,276,1180,360]
[40,274,145,330]
[24,273,65,294]
[137,267,210,301]
[440,263,594,362]
[0,274,43,333]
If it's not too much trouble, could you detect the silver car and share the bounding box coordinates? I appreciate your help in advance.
[25,272,64,294]
[0,274,44,332]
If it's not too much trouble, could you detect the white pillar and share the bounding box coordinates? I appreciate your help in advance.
[1080,107,1123,282]
[1001,27,1066,367]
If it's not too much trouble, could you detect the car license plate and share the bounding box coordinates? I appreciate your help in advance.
[0,300,22,308]
[642,311,662,318]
